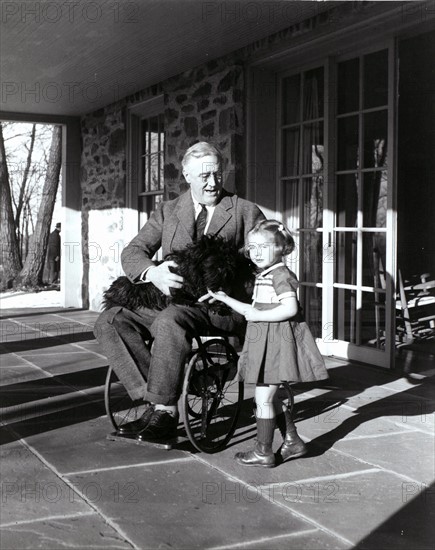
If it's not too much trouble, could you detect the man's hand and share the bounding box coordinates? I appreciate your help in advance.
[146,261,183,296]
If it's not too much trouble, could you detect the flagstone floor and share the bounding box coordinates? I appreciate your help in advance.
[1,306,434,549]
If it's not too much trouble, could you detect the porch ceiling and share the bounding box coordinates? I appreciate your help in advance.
[1,0,337,118]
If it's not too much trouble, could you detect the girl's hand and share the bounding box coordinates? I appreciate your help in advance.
[198,289,229,304]
[207,289,229,303]
[243,306,262,322]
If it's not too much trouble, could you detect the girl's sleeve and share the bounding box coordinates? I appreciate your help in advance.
[272,267,298,301]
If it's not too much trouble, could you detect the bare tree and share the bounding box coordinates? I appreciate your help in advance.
[0,122,22,289]
[14,124,36,254]
[16,126,62,287]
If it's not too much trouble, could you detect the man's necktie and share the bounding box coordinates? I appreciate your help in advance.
[194,204,208,241]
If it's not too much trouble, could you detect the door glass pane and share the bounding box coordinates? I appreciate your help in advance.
[337,116,359,170]
[282,74,300,124]
[338,58,359,114]
[363,171,387,227]
[334,288,356,343]
[284,182,300,239]
[303,67,324,119]
[362,232,387,288]
[300,286,322,338]
[302,177,323,228]
[302,122,324,174]
[301,232,323,283]
[282,128,300,176]
[336,232,357,285]
[364,49,388,109]
[363,110,388,168]
[337,174,359,227]
[361,291,385,348]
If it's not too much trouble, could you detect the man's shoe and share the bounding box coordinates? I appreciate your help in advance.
[136,410,178,441]
[116,403,155,435]
[234,442,275,468]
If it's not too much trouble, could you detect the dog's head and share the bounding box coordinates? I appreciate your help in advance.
[167,235,252,304]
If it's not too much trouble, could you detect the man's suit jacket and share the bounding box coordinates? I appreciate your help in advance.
[121,190,265,282]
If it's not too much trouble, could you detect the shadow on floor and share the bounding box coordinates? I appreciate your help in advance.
[353,481,435,549]
[0,331,97,353]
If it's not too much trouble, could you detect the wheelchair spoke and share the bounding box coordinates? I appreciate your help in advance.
[182,339,243,453]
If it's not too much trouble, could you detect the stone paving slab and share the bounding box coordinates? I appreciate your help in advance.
[333,430,435,484]
[0,318,93,338]
[0,354,33,368]
[199,434,382,488]
[0,307,68,318]
[17,414,188,475]
[342,386,435,411]
[66,458,325,550]
[293,384,435,425]
[68,342,106,357]
[2,383,105,421]
[51,311,99,325]
[1,376,80,410]
[0,514,133,550]
[2,397,107,446]
[18,353,107,383]
[294,399,412,443]
[265,470,434,549]
[1,364,50,386]
[0,321,46,343]
[8,341,89,356]
[382,413,434,435]
[226,530,351,550]
[0,441,92,525]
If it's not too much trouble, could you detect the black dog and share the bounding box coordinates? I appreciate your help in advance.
[102,235,254,314]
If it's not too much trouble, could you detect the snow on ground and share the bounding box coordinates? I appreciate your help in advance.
[0,289,62,309]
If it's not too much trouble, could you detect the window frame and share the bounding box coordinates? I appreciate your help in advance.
[126,95,165,230]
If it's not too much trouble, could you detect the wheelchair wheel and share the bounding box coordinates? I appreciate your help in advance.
[104,366,148,431]
[182,338,243,453]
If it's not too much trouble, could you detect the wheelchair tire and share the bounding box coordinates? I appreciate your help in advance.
[181,338,243,453]
[104,366,148,431]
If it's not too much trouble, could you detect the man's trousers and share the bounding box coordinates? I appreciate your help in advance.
[94,304,244,406]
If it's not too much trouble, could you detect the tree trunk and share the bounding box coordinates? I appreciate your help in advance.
[0,122,22,289]
[15,124,36,255]
[16,126,62,287]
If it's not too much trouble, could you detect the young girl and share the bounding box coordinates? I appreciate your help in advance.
[207,220,329,468]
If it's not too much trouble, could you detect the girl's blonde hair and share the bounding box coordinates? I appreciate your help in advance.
[246,219,295,256]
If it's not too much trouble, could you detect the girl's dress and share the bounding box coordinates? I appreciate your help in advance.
[238,262,329,384]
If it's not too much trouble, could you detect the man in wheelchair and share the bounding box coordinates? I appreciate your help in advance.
[95,142,265,441]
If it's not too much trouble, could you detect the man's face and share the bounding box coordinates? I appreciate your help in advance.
[183,154,223,206]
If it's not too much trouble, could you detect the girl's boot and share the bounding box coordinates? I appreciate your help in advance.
[235,418,276,468]
[277,410,307,462]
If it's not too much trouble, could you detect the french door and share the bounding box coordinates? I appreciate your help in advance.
[279,44,396,367]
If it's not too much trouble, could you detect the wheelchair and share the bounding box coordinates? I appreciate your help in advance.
[104,335,245,453]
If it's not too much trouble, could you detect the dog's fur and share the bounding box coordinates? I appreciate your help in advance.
[102,235,254,314]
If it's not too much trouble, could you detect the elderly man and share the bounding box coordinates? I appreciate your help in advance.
[95,142,265,440]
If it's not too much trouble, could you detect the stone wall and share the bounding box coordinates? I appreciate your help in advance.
[80,54,245,310]
[80,104,128,310]
[163,59,245,198]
